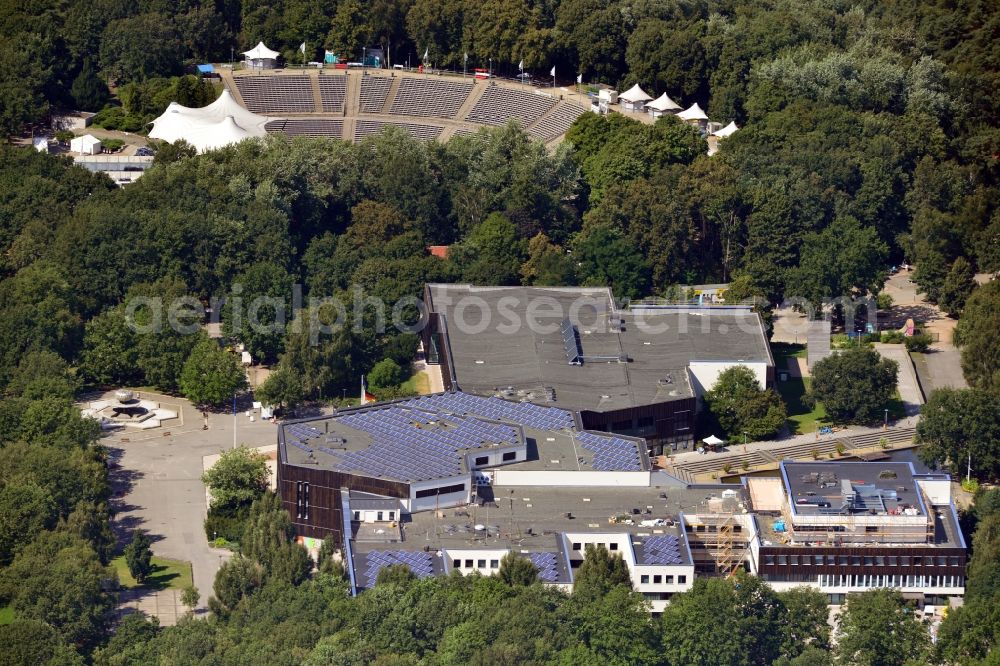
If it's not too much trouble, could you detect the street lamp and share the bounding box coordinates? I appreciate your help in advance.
[489,58,492,78]
[884,409,889,430]
[743,431,747,453]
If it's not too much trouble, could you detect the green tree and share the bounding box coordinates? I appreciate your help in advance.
[79,307,139,386]
[124,529,153,584]
[917,387,1000,482]
[449,213,525,286]
[811,348,898,425]
[834,589,931,666]
[181,586,199,613]
[787,217,888,312]
[368,358,407,389]
[0,531,113,650]
[497,552,538,587]
[0,483,56,565]
[704,365,787,441]
[326,0,370,59]
[70,59,109,111]
[179,339,248,408]
[0,43,50,136]
[222,262,294,363]
[572,543,632,600]
[375,563,417,587]
[0,619,84,666]
[521,233,576,286]
[778,586,831,658]
[573,225,651,300]
[938,256,975,316]
[241,492,294,571]
[955,280,1000,392]
[255,364,304,411]
[99,14,183,83]
[202,447,269,514]
[209,554,264,617]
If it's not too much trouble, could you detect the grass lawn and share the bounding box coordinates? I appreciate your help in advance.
[771,343,829,435]
[111,555,193,591]
[401,371,431,395]
[0,604,13,625]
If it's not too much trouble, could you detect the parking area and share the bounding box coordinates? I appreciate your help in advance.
[103,390,280,614]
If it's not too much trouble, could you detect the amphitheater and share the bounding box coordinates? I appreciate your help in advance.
[220,68,591,146]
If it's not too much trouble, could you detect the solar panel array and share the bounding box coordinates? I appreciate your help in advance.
[284,423,324,452]
[527,552,560,582]
[319,406,518,482]
[640,535,683,565]
[364,550,434,588]
[575,431,643,471]
[403,392,574,430]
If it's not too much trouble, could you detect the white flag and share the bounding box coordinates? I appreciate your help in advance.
[299,42,306,55]
[518,59,524,72]
[423,47,429,60]
[464,52,468,62]
[577,73,583,84]
[550,65,556,77]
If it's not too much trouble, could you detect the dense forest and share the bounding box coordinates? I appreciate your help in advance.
[1,0,999,663]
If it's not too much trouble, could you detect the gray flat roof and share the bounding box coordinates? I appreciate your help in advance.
[427,284,772,412]
[781,462,926,517]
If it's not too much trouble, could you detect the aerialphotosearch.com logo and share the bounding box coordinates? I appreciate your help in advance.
[123,284,880,345]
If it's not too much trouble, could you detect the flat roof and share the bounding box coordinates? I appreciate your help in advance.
[280,392,650,483]
[427,284,772,412]
[781,462,925,517]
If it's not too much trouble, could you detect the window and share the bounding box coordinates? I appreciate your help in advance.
[612,419,632,430]
[502,451,517,462]
[814,555,824,565]
[388,511,395,520]
[678,575,686,584]
[609,543,619,551]
[641,575,649,584]
[465,559,473,568]
[777,556,788,565]
[490,560,499,568]
[303,483,310,520]
[353,511,361,521]
[477,559,486,568]
[475,456,489,466]
[572,542,582,551]
[866,526,878,533]
[654,575,662,584]
[295,482,303,519]
[638,416,654,428]
[665,575,674,584]
[415,483,466,498]
[377,511,383,521]
[453,559,461,568]
[764,555,775,565]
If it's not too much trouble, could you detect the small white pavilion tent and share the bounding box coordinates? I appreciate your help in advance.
[677,102,708,126]
[243,42,280,69]
[645,92,681,118]
[619,83,652,112]
[70,134,102,155]
[712,121,739,138]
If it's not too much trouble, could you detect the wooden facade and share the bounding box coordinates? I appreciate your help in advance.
[277,448,410,546]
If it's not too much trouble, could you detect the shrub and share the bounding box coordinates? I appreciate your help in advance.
[811,449,820,460]
[904,333,932,352]
[881,331,905,344]
[54,130,74,143]
[204,506,251,544]
[836,441,846,456]
[722,462,733,474]
[102,139,124,152]
[876,293,894,310]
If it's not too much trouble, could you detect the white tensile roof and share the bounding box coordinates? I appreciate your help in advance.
[148,89,269,153]
[646,92,681,112]
[677,103,708,121]
[243,42,280,60]
[713,121,739,138]
[619,83,652,103]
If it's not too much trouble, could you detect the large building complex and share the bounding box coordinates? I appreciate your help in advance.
[421,284,773,453]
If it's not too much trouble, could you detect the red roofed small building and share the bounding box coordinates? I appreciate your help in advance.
[428,245,450,259]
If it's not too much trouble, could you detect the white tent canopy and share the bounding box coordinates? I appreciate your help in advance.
[70,134,102,154]
[148,90,270,153]
[646,92,681,112]
[702,435,724,446]
[619,83,652,103]
[677,103,708,121]
[243,41,280,60]
[713,121,739,138]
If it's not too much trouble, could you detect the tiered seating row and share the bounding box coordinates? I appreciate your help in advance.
[359,75,393,113]
[265,119,343,138]
[355,121,443,142]
[234,75,314,113]
[467,85,557,127]
[528,103,588,142]
[390,78,472,118]
[318,75,347,113]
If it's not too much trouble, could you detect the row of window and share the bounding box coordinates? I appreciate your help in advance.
[453,558,501,570]
[685,524,743,534]
[295,482,310,520]
[572,542,619,551]
[763,553,961,567]
[352,510,396,521]
[414,482,466,499]
[639,574,687,585]
[472,451,518,467]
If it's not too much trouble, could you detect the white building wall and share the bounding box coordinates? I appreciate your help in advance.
[444,548,511,576]
[492,470,651,487]
[405,475,472,513]
[688,361,768,398]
